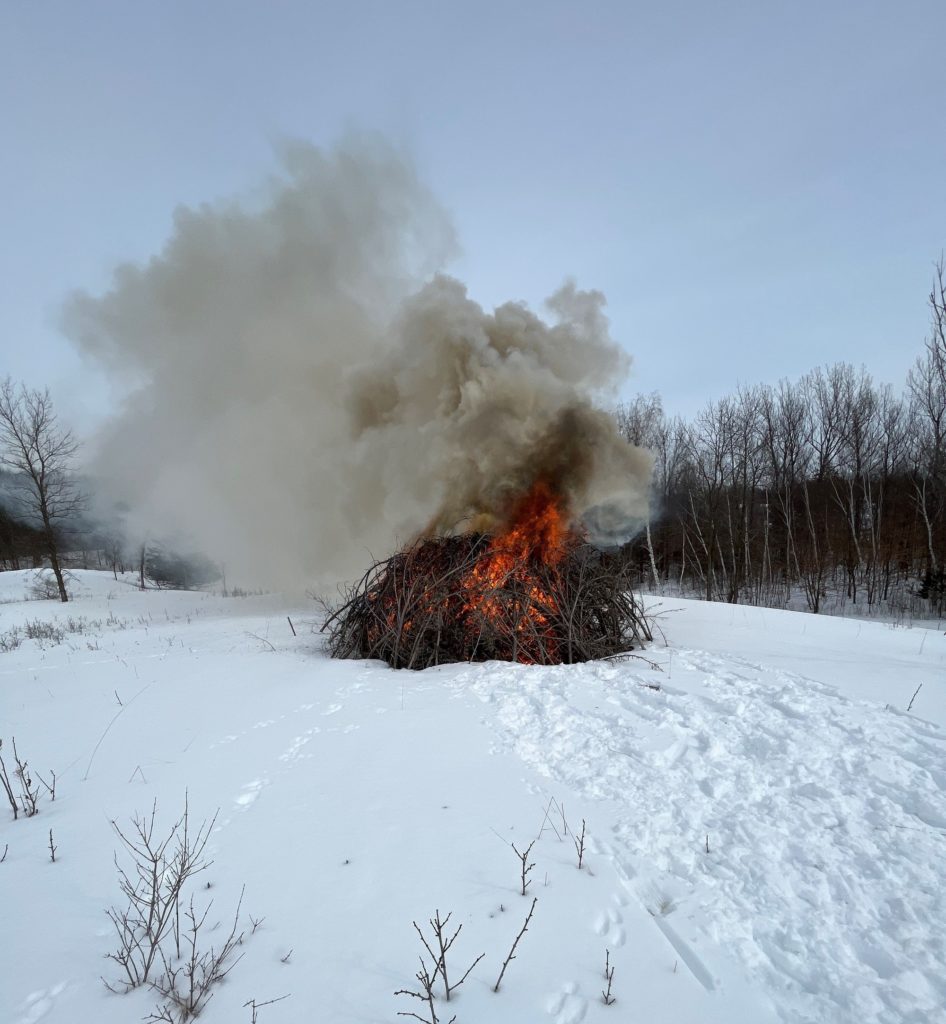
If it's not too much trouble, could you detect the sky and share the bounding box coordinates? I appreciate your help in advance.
[2,0,945,434]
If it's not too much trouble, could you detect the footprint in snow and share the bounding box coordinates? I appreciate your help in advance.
[279,728,321,762]
[546,982,587,1024]
[209,733,242,749]
[15,983,67,1024]
[322,703,342,716]
[234,778,267,809]
[593,906,627,947]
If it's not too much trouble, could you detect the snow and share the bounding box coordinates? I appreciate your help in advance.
[1,570,945,1024]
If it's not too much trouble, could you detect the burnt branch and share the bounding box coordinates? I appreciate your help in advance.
[322,535,652,670]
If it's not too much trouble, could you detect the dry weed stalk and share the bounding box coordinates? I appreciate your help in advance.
[0,737,43,819]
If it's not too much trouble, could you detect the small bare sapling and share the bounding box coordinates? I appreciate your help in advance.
[404,910,484,1004]
[493,896,537,993]
[48,828,57,862]
[602,948,616,1005]
[0,737,42,818]
[395,958,455,1024]
[573,818,587,869]
[103,796,216,992]
[146,888,246,1023]
[511,839,536,896]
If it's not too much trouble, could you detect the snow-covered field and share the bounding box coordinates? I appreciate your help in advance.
[2,570,945,1024]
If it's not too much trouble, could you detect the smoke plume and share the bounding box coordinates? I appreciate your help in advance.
[64,138,651,587]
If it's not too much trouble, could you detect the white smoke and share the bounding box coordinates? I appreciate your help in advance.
[64,138,650,587]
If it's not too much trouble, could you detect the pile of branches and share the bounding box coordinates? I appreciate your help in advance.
[321,534,652,670]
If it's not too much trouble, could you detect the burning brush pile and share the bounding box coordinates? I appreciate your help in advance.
[322,482,652,669]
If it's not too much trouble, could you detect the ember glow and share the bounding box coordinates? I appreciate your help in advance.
[323,481,652,670]
[461,482,577,662]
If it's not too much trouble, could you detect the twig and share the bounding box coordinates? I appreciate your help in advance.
[0,740,19,819]
[511,839,536,895]
[247,632,276,652]
[395,958,453,1024]
[11,737,40,816]
[243,994,290,1024]
[36,768,57,801]
[410,911,483,1002]
[493,896,537,992]
[573,819,587,869]
[907,682,923,711]
[286,616,297,637]
[48,828,57,862]
[602,948,615,1004]
[1,843,8,863]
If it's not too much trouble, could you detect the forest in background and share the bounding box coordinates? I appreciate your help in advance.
[619,261,946,619]
[2,262,944,619]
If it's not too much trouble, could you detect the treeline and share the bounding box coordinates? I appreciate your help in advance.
[619,263,946,618]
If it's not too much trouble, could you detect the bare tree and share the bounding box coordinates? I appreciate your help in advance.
[0,380,84,602]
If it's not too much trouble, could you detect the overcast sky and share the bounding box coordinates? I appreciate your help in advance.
[2,0,944,431]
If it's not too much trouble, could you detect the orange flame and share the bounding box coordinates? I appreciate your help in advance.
[461,481,577,659]
[368,481,580,665]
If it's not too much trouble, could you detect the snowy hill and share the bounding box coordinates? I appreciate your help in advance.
[2,570,944,1024]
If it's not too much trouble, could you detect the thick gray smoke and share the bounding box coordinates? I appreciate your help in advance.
[64,139,651,587]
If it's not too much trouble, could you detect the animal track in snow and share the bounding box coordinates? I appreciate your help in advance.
[14,982,67,1024]
[279,727,320,762]
[593,906,626,947]
[546,981,587,1024]
[234,778,267,809]
[209,732,243,749]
